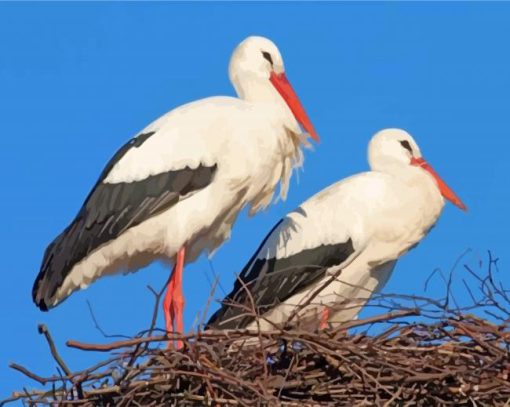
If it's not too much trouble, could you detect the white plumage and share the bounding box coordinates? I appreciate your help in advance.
[56,96,304,300]
[33,36,318,342]
[208,128,466,331]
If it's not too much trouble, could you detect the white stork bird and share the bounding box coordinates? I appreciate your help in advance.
[32,36,319,343]
[207,128,466,331]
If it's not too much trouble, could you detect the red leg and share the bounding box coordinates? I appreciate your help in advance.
[163,246,186,349]
[163,272,176,338]
[319,307,330,330]
[171,246,186,349]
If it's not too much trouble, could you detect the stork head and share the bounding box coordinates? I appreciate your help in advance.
[368,128,466,211]
[229,36,319,141]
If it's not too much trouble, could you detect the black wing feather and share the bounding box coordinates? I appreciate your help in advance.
[33,132,217,310]
[207,219,354,330]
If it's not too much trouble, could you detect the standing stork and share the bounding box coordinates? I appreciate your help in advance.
[207,129,466,331]
[32,36,319,345]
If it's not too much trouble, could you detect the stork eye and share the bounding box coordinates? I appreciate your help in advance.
[261,51,274,66]
[400,140,413,154]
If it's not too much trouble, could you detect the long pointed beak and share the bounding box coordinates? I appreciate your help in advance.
[411,157,467,211]
[269,72,319,142]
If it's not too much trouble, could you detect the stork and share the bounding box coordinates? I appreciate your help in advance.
[32,36,319,346]
[207,129,466,331]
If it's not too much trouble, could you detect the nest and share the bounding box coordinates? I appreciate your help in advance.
[3,253,510,406]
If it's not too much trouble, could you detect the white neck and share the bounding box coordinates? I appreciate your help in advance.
[399,165,446,218]
[231,73,280,102]
[231,72,298,133]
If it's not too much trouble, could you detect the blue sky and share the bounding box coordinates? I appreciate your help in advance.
[1,2,509,399]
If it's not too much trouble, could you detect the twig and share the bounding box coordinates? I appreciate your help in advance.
[38,324,83,399]
[38,324,72,377]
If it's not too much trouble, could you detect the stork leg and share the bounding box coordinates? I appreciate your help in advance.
[171,246,186,347]
[163,274,175,338]
[319,307,330,330]
[163,246,186,349]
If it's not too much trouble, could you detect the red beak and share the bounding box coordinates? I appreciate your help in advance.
[269,72,319,142]
[411,157,467,211]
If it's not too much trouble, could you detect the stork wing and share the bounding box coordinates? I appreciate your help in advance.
[33,131,217,310]
[207,209,358,330]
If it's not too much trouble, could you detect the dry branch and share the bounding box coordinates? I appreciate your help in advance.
[3,253,510,406]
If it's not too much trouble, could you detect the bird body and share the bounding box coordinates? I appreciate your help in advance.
[207,129,465,331]
[33,34,318,339]
[49,96,304,305]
